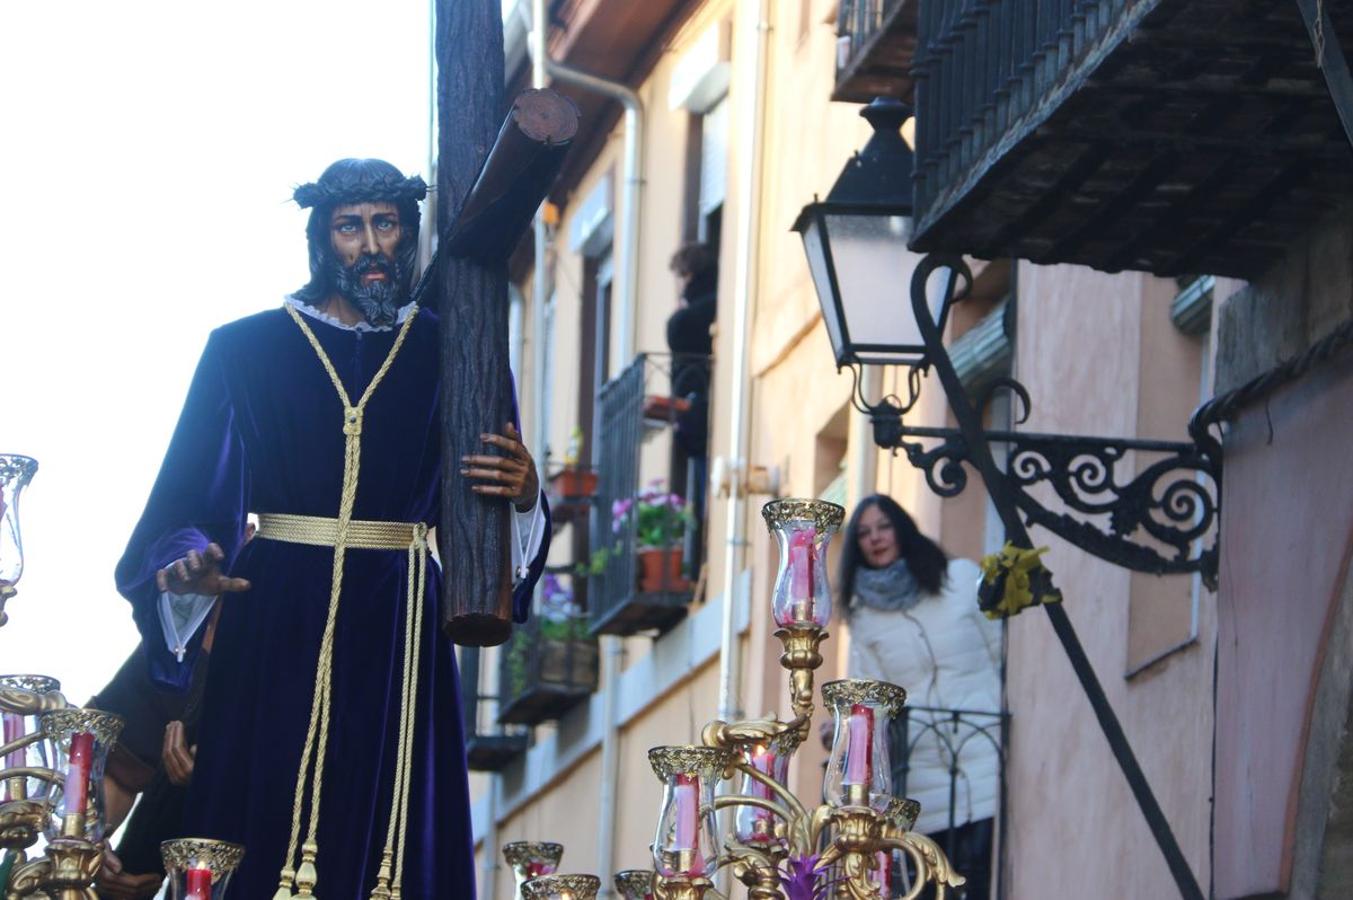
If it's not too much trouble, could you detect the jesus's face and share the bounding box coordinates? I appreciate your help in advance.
[328,201,407,325]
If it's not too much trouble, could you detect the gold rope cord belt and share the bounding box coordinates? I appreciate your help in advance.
[271,302,424,900]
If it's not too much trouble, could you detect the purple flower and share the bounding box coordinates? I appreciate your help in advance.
[779,853,835,900]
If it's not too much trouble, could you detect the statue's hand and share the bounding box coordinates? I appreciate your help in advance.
[462,422,541,512]
[155,543,251,596]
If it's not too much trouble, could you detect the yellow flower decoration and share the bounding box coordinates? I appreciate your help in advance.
[977,543,1063,620]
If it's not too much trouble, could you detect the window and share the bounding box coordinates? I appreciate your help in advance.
[1125,276,1212,677]
[696,93,729,245]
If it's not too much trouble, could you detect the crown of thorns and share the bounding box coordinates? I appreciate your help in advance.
[293,173,428,210]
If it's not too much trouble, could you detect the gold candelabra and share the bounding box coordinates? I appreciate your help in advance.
[648,499,966,899]
[519,499,966,900]
[0,456,244,899]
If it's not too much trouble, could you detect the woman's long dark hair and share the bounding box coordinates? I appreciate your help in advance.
[838,494,948,606]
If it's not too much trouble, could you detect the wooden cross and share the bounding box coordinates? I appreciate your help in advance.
[435,0,578,646]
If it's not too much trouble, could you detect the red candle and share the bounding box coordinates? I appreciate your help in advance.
[843,704,874,792]
[673,773,703,875]
[788,528,817,623]
[3,713,22,802]
[185,867,213,900]
[64,731,94,822]
[3,713,23,771]
[525,861,556,879]
[747,745,777,842]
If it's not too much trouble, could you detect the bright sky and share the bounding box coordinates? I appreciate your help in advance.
[0,1,434,702]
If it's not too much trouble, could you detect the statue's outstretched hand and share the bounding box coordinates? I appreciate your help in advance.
[462,422,541,513]
[155,543,251,596]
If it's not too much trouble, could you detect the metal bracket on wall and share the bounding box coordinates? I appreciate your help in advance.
[866,378,1222,584]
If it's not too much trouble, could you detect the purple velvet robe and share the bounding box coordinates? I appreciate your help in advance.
[115,305,549,899]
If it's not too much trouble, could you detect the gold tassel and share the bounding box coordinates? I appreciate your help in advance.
[272,867,297,900]
[275,305,422,899]
[294,840,319,898]
[369,849,394,900]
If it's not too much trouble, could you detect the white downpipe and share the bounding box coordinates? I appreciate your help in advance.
[528,1,644,894]
[717,0,773,730]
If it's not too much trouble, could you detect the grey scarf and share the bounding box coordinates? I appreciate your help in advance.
[851,559,922,613]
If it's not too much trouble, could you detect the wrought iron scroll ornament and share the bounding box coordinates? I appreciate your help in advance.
[847,254,1223,582]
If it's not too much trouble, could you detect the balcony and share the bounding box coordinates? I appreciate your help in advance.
[460,647,529,771]
[909,0,1353,278]
[498,602,599,726]
[888,705,1009,896]
[588,354,710,636]
[834,0,919,103]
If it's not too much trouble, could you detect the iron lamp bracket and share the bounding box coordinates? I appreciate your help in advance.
[850,254,1223,584]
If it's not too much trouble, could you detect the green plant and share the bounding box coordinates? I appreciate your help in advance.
[538,616,590,642]
[573,547,610,579]
[611,482,693,551]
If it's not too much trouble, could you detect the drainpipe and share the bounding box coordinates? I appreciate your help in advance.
[528,2,644,894]
[717,0,773,731]
[528,6,643,365]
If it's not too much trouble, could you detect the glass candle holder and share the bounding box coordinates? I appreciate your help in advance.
[822,680,907,812]
[1,674,61,803]
[648,746,730,880]
[732,730,798,848]
[614,870,655,900]
[761,499,844,629]
[504,841,564,896]
[40,708,123,843]
[161,838,246,899]
[521,874,602,900]
[0,454,38,626]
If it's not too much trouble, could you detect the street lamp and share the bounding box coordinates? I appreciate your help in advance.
[792,99,961,372]
[793,98,1221,900]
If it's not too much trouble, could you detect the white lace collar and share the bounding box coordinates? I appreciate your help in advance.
[283,295,416,333]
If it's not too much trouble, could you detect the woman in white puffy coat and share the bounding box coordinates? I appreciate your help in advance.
[840,495,1002,899]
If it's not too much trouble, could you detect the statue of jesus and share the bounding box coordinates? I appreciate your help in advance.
[116,158,550,899]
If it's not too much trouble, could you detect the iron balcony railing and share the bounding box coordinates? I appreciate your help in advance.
[837,0,906,67]
[497,611,599,727]
[912,0,1129,230]
[589,353,711,636]
[889,705,1009,898]
[834,0,916,102]
[459,646,529,771]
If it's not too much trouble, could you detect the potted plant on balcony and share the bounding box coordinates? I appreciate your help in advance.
[500,574,598,725]
[546,427,599,499]
[612,482,693,594]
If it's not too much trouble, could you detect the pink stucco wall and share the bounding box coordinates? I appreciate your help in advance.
[1214,357,1353,898]
[1007,264,1214,898]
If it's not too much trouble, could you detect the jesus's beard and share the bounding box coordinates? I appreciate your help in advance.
[334,253,409,327]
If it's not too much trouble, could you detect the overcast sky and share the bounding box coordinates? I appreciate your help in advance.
[0,1,434,702]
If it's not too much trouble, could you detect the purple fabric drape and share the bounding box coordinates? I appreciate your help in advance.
[116,306,549,899]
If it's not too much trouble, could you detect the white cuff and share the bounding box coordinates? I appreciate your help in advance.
[510,493,547,584]
[157,592,217,663]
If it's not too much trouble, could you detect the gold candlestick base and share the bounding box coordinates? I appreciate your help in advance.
[8,836,101,898]
[773,626,827,737]
[654,875,712,900]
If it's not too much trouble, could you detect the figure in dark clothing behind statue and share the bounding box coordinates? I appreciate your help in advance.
[665,242,718,576]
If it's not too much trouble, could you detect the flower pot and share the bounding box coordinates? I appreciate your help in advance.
[549,468,598,499]
[642,395,693,421]
[637,548,689,594]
